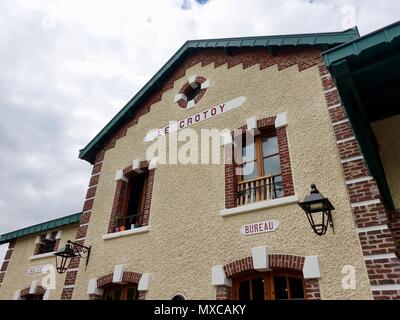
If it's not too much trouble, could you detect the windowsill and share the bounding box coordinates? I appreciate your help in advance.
[102,225,150,240]
[29,252,57,261]
[220,195,299,217]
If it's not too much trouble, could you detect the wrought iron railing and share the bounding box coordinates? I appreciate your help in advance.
[236,175,283,206]
[115,213,145,230]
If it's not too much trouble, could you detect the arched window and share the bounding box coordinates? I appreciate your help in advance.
[232,271,305,300]
[23,293,44,300]
[103,284,139,300]
[172,294,186,300]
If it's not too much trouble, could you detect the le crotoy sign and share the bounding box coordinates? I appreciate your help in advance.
[144,96,246,142]
[240,220,279,236]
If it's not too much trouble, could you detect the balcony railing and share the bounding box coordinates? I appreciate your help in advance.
[236,175,283,206]
[115,213,145,231]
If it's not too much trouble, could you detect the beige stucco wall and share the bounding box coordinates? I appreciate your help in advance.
[0,224,78,300]
[372,115,400,209]
[70,61,372,300]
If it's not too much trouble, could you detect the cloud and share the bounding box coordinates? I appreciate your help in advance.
[0,0,399,260]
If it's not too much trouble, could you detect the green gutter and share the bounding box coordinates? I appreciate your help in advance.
[79,28,359,164]
[323,20,400,67]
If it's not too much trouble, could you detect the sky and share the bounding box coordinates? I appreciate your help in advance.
[0,0,399,261]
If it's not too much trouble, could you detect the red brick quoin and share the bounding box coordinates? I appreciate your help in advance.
[318,64,400,300]
[216,254,321,300]
[0,240,16,289]
[60,158,103,300]
[224,116,294,209]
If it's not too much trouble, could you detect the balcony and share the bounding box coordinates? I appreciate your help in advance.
[236,175,283,206]
[114,213,145,232]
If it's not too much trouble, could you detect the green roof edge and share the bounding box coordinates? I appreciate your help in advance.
[323,20,400,67]
[0,212,82,244]
[79,27,360,164]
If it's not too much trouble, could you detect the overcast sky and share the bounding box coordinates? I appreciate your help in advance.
[0,0,399,261]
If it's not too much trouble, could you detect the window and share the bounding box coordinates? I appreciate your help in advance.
[237,130,283,205]
[115,171,149,232]
[232,271,305,300]
[185,83,201,101]
[23,293,44,300]
[172,294,186,300]
[36,232,57,255]
[103,284,138,300]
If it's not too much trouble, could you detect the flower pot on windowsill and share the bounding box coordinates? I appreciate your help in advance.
[131,224,142,229]
[120,225,126,232]
[114,226,120,233]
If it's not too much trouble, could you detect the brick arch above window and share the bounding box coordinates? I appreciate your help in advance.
[223,254,305,278]
[97,271,142,288]
[20,285,46,299]
[217,254,321,300]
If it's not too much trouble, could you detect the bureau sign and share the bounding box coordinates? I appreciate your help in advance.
[240,220,279,236]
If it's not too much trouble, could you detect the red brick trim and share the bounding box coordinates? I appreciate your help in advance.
[59,160,102,300]
[20,285,46,298]
[61,287,74,300]
[373,290,400,300]
[91,47,323,165]
[218,254,319,300]
[108,161,155,233]
[305,279,321,300]
[216,285,232,300]
[96,271,142,288]
[224,145,237,209]
[318,64,400,299]
[389,211,400,257]
[89,271,143,300]
[64,270,78,286]
[224,116,294,208]
[177,75,208,109]
[0,240,16,288]
[276,127,294,197]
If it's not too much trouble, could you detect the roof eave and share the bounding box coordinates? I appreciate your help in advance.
[79,28,360,164]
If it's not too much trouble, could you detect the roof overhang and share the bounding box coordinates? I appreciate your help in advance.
[323,20,400,210]
[0,212,82,244]
[79,28,360,164]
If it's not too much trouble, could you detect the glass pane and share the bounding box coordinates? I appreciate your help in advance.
[272,175,283,198]
[242,143,256,162]
[263,155,281,176]
[274,276,289,300]
[242,161,258,181]
[251,278,265,301]
[114,288,122,300]
[239,280,250,300]
[105,291,113,300]
[262,136,278,157]
[289,277,305,300]
[126,286,137,300]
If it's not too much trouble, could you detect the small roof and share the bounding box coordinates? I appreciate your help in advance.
[78,28,360,164]
[323,20,400,67]
[322,20,400,210]
[0,212,82,245]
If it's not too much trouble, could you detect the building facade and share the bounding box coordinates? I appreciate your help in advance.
[1,22,399,300]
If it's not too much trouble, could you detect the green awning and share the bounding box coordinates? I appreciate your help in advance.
[0,212,82,244]
[323,20,400,210]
